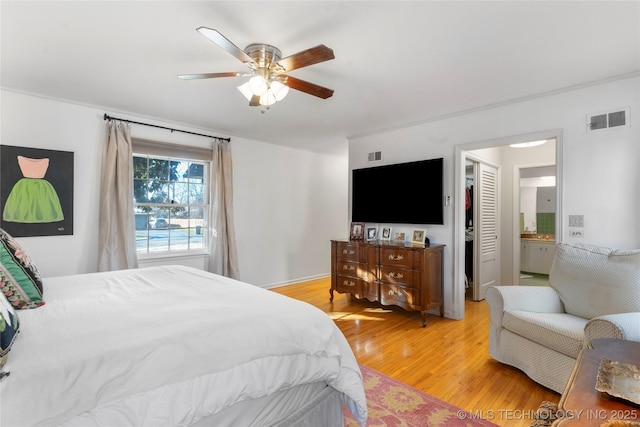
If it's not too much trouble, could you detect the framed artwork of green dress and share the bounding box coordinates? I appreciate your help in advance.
[0,145,73,237]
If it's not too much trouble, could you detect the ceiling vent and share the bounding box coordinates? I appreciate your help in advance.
[587,108,629,132]
[367,151,382,162]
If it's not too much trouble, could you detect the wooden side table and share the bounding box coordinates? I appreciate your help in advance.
[553,339,640,426]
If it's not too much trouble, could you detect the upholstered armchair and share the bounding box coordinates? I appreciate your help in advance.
[486,243,640,393]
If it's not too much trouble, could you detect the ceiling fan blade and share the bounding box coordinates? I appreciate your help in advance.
[249,95,261,107]
[178,72,250,80]
[276,45,334,72]
[283,75,334,99]
[196,27,255,65]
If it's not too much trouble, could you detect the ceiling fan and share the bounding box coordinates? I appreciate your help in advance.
[178,27,335,109]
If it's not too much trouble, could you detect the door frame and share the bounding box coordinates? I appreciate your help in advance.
[453,129,563,319]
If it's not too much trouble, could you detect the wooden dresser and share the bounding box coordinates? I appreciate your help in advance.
[330,239,444,326]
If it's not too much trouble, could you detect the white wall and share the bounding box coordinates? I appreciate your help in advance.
[348,76,640,319]
[231,136,349,287]
[0,90,349,287]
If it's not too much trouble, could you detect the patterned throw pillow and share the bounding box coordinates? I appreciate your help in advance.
[0,228,44,309]
[0,290,20,368]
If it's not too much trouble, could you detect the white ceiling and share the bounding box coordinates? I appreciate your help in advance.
[2,1,639,156]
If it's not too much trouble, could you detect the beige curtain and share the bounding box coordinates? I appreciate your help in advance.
[97,122,139,271]
[208,141,239,278]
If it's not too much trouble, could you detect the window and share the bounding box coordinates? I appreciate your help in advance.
[133,154,209,255]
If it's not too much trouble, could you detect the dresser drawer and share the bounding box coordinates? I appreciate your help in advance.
[336,259,365,278]
[379,265,418,287]
[380,283,419,308]
[335,242,360,261]
[334,275,362,294]
[379,247,415,269]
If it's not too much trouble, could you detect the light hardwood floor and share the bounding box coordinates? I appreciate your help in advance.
[272,277,559,427]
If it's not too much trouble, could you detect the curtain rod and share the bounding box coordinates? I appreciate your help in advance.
[103,114,230,142]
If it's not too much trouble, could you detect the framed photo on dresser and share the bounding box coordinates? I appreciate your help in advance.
[411,228,427,245]
[350,222,365,240]
[366,226,377,241]
[381,227,392,241]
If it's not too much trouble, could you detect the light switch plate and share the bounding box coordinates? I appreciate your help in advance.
[569,215,584,228]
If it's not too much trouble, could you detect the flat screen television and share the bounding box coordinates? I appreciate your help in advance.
[351,157,443,225]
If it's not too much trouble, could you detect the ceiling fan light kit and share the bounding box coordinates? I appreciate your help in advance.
[248,75,268,96]
[178,27,334,112]
[237,80,288,107]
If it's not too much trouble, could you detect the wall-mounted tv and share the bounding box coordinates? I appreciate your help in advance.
[351,157,444,225]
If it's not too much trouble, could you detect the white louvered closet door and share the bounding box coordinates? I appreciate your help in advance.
[473,162,499,301]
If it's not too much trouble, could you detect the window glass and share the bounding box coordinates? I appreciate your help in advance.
[134,155,208,255]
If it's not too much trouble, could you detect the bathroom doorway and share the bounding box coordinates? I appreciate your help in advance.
[517,164,557,286]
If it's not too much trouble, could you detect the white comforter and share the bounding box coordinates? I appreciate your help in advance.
[1,266,367,426]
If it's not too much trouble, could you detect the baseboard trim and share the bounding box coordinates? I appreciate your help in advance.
[266,274,330,289]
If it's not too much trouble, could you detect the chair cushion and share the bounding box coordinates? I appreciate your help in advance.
[502,310,587,358]
[549,243,640,319]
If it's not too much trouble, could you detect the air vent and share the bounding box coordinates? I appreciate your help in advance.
[587,108,629,132]
[367,151,382,162]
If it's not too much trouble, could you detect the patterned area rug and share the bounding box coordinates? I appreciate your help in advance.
[344,365,499,426]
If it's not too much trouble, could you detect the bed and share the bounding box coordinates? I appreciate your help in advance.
[1,265,368,426]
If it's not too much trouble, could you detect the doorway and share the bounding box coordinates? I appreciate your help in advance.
[453,130,562,318]
[517,164,557,286]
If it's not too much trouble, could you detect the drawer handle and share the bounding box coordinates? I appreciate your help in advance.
[342,265,355,271]
[388,272,404,279]
[388,289,401,296]
[388,254,404,261]
[342,249,355,255]
[343,280,356,287]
